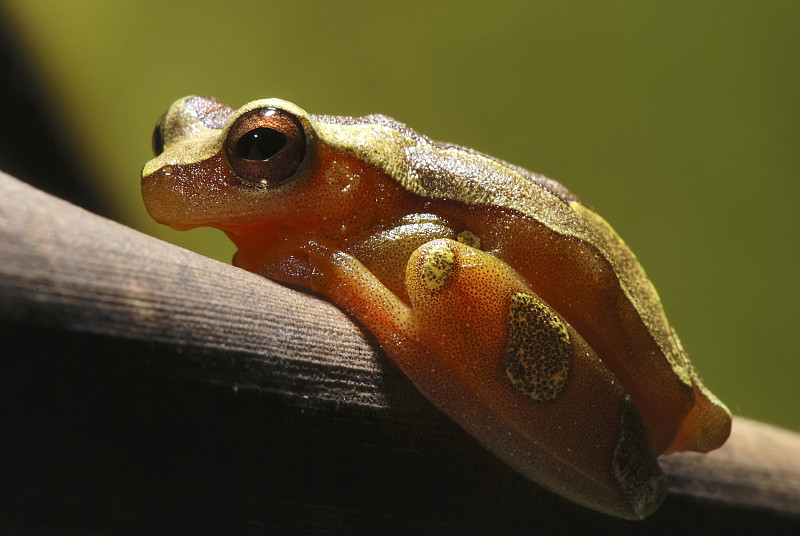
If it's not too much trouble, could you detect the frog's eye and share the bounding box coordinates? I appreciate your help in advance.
[226,107,307,187]
[151,112,166,156]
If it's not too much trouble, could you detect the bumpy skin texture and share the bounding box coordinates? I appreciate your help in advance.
[142,96,732,519]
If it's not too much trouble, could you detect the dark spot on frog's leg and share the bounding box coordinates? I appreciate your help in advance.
[504,292,572,401]
[420,241,455,290]
[612,396,667,519]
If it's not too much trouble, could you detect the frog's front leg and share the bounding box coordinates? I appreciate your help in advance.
[301,237,666,520]
[300,239,422,352]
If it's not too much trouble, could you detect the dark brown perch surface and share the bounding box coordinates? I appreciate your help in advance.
[1,172,798,535]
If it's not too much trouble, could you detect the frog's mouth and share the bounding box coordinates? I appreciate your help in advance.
[142,150,307,232]
[142,151,230,229]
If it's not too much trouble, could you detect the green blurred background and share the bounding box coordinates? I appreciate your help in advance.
[2,1,798,433]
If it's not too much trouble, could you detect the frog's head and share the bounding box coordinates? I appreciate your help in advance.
[142,96,320,230]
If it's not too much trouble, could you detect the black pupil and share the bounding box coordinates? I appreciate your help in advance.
[236,128,286,160]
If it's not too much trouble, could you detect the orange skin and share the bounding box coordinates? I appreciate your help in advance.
[142,96,731,519]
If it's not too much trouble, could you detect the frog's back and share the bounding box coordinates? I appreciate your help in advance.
[314,113,731,455]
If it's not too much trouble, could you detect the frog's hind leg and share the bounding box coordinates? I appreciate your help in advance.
[402,238,666,520]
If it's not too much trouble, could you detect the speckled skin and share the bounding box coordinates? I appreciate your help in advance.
[142,96,731,519]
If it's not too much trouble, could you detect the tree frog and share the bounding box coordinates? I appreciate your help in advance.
[142,96,731,519]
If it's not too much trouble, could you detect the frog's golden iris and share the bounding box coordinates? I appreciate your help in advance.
[142,96,731,520]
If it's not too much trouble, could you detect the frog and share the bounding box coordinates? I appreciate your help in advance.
[142,96,731,520]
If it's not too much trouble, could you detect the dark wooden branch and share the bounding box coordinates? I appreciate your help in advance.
[1,170,798,534]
